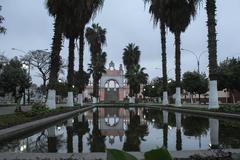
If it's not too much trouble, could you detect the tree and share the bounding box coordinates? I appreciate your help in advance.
[217,57,240,103]
[122,43,140,71]
[164,0,198,106]
[46,0,66,108]
[206,0,219,109]
[0,57,31,111]
[144,0,169,105]
[125,64,148,102]
[21,50,65,96]
[77,0,105,104]
[122,43,144,103]
[88,51,107,101]
[85,24,107,103]
[182,71,208,104]
[0,54,8,70]
[0,5,6,34]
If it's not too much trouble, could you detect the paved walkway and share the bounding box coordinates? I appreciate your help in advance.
[0,105,32,116]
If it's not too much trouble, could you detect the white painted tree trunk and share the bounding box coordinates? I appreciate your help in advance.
[163,110,168,124]
[175,87,182,107]
[47,126,56,137]
[78,113,83,122]
[77,93,83,106]
[67,92,74,107]
[175,113,182,130]
[67,119,73,127]
[190,94,193,104]
[209,118,219,146]
[163,91,169,105]
[20,97,24,105]
[209,80,219,109]
[129,97,135,103]
[46,89,56,109]
[93,97,97,104]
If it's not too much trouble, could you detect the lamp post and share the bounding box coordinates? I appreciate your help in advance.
[181,48,207,73]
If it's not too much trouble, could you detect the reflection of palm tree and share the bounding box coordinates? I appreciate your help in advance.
[88,108,106,152]
[74,115,90,152]
[123,110,149,151]
[182,116,209,137]
[163,124,168,148]
[176,129,182,151]
[67,126,73,153]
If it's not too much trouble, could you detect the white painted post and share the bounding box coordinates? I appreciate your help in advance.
[209,80,219,109]
[163,91,169,105]
[67,92,74,107]
[175,87,182,107]
[46,89,56,109]
[175,113,182,130]
[163,110,168,124]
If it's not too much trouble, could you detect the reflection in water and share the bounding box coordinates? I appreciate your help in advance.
[1,107,240,153]
[88,108,106,152]
[47,127,57,152]
[123,108,149,151]
[163,111,168,148]
[175,113,182,151]
[67,119,73,153]
[209,118,219,149]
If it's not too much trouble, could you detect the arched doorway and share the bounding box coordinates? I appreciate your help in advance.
[104,79,120,102]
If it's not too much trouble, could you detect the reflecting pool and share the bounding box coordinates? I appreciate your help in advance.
[0,107,240,153]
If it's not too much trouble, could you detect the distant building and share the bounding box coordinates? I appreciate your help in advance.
[84,61,143,102]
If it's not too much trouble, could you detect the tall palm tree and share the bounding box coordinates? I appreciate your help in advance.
[122,43,142,103]
[165,0,198,106]
[123,43,140,71]
[46,0,66,108]
[88,51,107,101]
[125,64,149,103]
[77,0,104,106]
[0,5,6,34]
[144,0,169,105]
[63,0,83,107]
[206,0,219,109]
[85,24,107,103]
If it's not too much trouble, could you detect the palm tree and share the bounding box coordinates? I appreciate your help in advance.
[125,64,149,103]
[77,0,104,106]
[164,0,198,106]
[0,5,6,34]
[62,1,83,107]
[46,0,66,108]
[85,24,107,103]
[206,0,219,109]
[88,51,107,102]
[144,0,169,105]
[122,43,140,71]
[122,43,143,103]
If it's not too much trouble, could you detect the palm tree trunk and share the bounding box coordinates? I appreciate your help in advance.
[207,0,219,109]
[47,16,63,109]
[67,37,75,107]
[160,22,169,105]
[79,27,85,93]
[174,32,182,107]
[77,28,85,106]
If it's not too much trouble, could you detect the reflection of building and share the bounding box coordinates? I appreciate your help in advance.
[84,61,144,102]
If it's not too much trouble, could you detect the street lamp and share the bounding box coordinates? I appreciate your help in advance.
[181,48,207,73]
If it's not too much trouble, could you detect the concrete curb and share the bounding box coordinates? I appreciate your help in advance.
[0,149,239,159]
[0,106,93,142]
[148,105,240,120]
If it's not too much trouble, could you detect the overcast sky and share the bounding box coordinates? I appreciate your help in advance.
[0,0,240,85]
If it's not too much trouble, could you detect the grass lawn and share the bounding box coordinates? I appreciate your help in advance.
[0,106,79,130]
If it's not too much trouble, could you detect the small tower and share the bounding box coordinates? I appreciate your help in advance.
[109,61,115,70]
